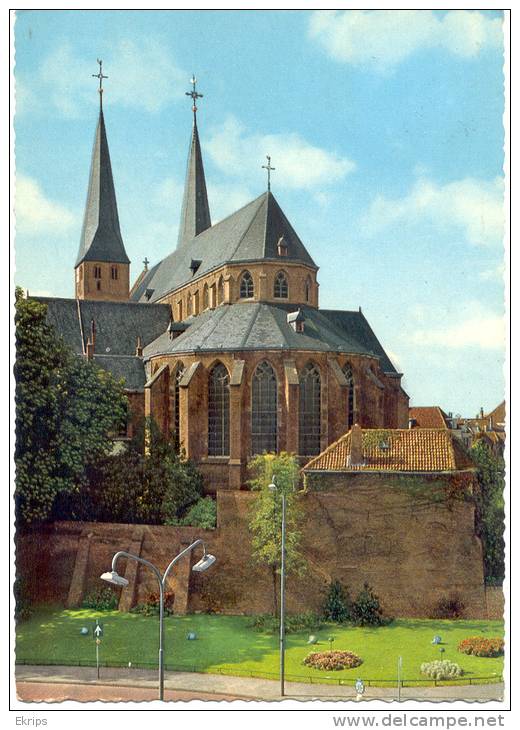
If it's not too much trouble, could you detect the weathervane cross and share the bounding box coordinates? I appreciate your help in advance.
[143,257,150,271]
[92,59,108,109]
[262,155,275,192]
[185,75,203,115]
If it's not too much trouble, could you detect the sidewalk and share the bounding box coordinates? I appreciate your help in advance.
[16,665,504,703]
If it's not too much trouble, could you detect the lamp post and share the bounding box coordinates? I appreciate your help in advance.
[269,478,286,698]
[101,539,215,701]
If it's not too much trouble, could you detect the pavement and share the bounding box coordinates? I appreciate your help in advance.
[15,665,505,704]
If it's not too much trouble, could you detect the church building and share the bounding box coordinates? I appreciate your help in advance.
[39,69,410,492]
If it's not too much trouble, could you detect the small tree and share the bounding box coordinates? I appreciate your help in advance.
[323,579,352,623]
[350,582,386,626]
[471,439,505,582]
[248,453,307,614]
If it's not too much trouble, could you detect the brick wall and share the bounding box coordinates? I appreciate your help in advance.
[16,477,492,619]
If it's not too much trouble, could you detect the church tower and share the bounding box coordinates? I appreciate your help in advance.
[177,75,211,248]
[75,60,130,301]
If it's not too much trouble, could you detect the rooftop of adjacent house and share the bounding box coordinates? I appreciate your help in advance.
[409,406,450,429]
[303,427,475,473]
[34,297,171,391]
[131,191,317,304]
[143,301,398,374]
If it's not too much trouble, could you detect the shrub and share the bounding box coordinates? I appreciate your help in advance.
[420,660,464,680]
[82,587,118,611]
[303,650,363,671]
[14,577,32,622]
[433,595,465,619]
[248,612,322,634]
[458,637,504,657]
[323,580,352,623]
[130,591,175,616]
[350,582,389,627]
[167,496,217,529]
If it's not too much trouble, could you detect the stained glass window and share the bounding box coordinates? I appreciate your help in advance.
[299,362,321,455]
[251,361,278,454]
[208,363,230,456]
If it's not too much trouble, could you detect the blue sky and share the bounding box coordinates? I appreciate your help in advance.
[13,9,506,417]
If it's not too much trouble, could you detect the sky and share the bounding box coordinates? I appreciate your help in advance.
[13,9,507,417]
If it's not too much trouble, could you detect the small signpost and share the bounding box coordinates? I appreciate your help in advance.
[93,620,104,679]
[355,678,365,701]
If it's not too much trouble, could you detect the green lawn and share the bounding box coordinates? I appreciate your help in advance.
[16,607,504,686]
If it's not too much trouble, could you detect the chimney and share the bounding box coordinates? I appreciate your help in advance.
[349,423,363,466]
[480,407,484,418]
[136,336,143,357]
[408,418,416,429]
[86,337,94,361]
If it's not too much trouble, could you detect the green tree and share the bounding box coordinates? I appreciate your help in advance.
[248,452,307,614]
[323,579,352,623]
[14,288,128,524]
[471,439,505,582]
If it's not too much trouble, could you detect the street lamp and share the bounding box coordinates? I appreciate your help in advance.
[101,538,215,700]
[269,478,286,698]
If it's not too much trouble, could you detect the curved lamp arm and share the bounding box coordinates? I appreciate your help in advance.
[163,539,205,584]
[112,550,163,588]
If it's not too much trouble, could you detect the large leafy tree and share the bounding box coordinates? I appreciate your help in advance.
[471,439,505,582]
[248,452,307,614]
[14,288,128,524]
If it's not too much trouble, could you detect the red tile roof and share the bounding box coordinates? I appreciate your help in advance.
[409,406,449,429]
[304,427,475,473]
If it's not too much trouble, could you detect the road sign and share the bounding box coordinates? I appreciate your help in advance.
[93,620,104,639]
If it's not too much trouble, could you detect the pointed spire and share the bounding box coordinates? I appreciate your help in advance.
[75,63,130,268]
[177,76,211,248]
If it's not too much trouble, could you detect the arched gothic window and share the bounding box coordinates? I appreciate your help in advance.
[342,362,355,429]
[274,271,288,299]
[239,271,254,299]
[299,362,321,455]
[217,276,224,305]
[305,276,312,303]
[208,363,230,456]
[203,283,209,310]
[170,362,185,451]
[187,293,193,316]
[251,361,278,454]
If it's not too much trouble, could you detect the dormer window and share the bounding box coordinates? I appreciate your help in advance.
[240,271,254,299]
[190,259,202,275]
[277,236,288,257]
[274,271,288,298]
[287,309,305,333]
[145,288,154,301]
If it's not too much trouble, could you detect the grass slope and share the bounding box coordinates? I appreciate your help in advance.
[16,607,504,686]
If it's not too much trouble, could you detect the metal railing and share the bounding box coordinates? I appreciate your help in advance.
[14,658,503,688]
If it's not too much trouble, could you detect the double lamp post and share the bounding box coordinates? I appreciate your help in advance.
[101,538,216,701]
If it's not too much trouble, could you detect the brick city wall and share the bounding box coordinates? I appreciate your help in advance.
[16,476,492,619]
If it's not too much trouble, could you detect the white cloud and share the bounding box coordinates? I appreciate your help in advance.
[207,180,254,223]
[479,263,505,282]
[36,40,186,118]
[308,10,503,69]
[363,177,504,247]
[15,175,76,236]
[411,302,505,350]
[206,116,355,191]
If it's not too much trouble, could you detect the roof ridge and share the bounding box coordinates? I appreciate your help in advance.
[239,302,262,348]
[303,429,352,472]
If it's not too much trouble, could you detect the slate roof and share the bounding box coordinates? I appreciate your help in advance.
[409,406,450,429]
[143,302,398,373]
[177,117,211,247]
[75,111,130,267]
[131,191,317,303]
[303,428,476,473]
[34,297,171,392]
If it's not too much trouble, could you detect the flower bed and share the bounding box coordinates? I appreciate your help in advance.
[303,650,362,671]
[420,660,463,680]
[458,637,504,658]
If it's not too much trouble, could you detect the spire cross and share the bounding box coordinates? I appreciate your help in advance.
[143,257,150,271]
[262,155,275,192]
[92,59,108,110]
[185,75,203,115]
